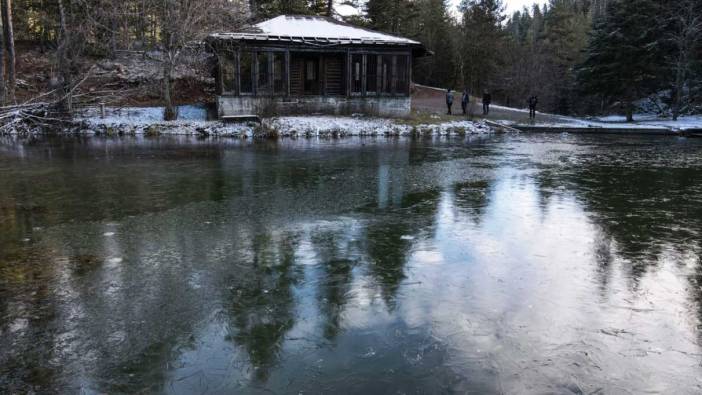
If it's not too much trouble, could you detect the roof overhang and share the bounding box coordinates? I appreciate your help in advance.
[206,15,431,57]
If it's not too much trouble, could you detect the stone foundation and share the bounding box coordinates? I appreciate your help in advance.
[217,95,412,118]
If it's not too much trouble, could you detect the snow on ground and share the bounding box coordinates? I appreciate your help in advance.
[74,106,497,137]
[591,114,702,130]
[412,83,701,131]
[267,116,493,136]
[78,105,253,137]
[502,112,702,131]
[83,105,209,124]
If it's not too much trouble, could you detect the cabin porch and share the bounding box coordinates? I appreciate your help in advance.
[215,48,413,118]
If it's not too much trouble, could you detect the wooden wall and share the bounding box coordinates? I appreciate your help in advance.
[215,45,412,98]
[290,56,304,96]
[289,53,345,96]
[324,55,345,96]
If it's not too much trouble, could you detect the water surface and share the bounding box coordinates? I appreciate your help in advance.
[1,134,701,394]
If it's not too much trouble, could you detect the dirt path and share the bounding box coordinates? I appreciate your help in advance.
[411,84,568,124]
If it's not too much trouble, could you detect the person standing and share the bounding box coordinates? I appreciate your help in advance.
[482,90,492,115]
[528,95,538,119]
[461,89,470,115]
[446,88,454,115]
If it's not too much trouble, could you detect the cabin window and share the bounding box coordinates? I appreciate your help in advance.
[351,54,362,94]
[365,55,377,94]
[220,54,236,94]
[273,52,286,94]
[257,52,271,93]
[381,55,393,94]
[396,55,409,95]
[239,51,254,94]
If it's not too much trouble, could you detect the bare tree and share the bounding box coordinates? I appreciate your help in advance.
[664,0,702,121]
[0,7,5,104]
[155,0,244,120]
[56,0,87,113]
[1,0,15,103]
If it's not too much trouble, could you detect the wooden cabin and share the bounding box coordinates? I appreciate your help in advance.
[206,15,429,119]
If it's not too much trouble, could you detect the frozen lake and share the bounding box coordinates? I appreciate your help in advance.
[1,134,701,393]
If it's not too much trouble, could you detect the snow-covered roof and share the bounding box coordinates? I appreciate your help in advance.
[209,15,424,48]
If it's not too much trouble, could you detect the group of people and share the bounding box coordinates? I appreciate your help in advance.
[445,88,539,120]
[446,89,491,116]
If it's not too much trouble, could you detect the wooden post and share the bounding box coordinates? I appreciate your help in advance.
[268,51,274,95]
[320,55,325,96]
[407,53,412,96]
[391,55,397,95]
[285,50,290,97]
[235,49,241,96]
[376,55,382,96]
[253,51,258,96]
[361,54,367,97]
[346,50,352,97]
[216,53,223,95]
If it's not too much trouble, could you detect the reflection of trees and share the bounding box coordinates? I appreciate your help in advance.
[692,262,702,344]
[0,245,63,392]
[452,180,491,224]
[310,230,357,341]
[0,137,234,229]
[591,228,615,299]
[362,188,441,309]
[63,224,201,394]
[568,166,702,272]
[222,231,302,382]
[562,163,702,335]
[365,223,412,309]
[532,170,561,212]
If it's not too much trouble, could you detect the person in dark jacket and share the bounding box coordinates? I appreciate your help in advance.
[446,88,454,115]
[528,95,538,119]
[461,89,470,115]
[482,90,492,115]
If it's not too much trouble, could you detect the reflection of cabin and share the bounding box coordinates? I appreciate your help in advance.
[206,15,429,118]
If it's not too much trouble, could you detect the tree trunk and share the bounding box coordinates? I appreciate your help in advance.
[0,6,5,105]
[672,60,685,121]
[625,100,634,122]
[39,0,48,53]
[57,0,72,113]
[249,0,256,20]
[1,0,16,103]
[326,0,333,17]
[163,60,177,120]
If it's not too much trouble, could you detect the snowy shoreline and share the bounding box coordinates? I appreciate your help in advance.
[10,103,699,138]
[502,113,702,132]
[8,105,497,138]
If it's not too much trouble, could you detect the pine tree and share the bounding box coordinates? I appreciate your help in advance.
[577,0,665,121]
[249,0,314,21]
[460,0,506,95]
[365,0,415,34]
[411,0,456,88]
[541,0,589,114]
[660,0,702,120]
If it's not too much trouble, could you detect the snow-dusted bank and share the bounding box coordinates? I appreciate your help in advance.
[69,106,496,137]
[502,112,702,133]
[265,116,494,136]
